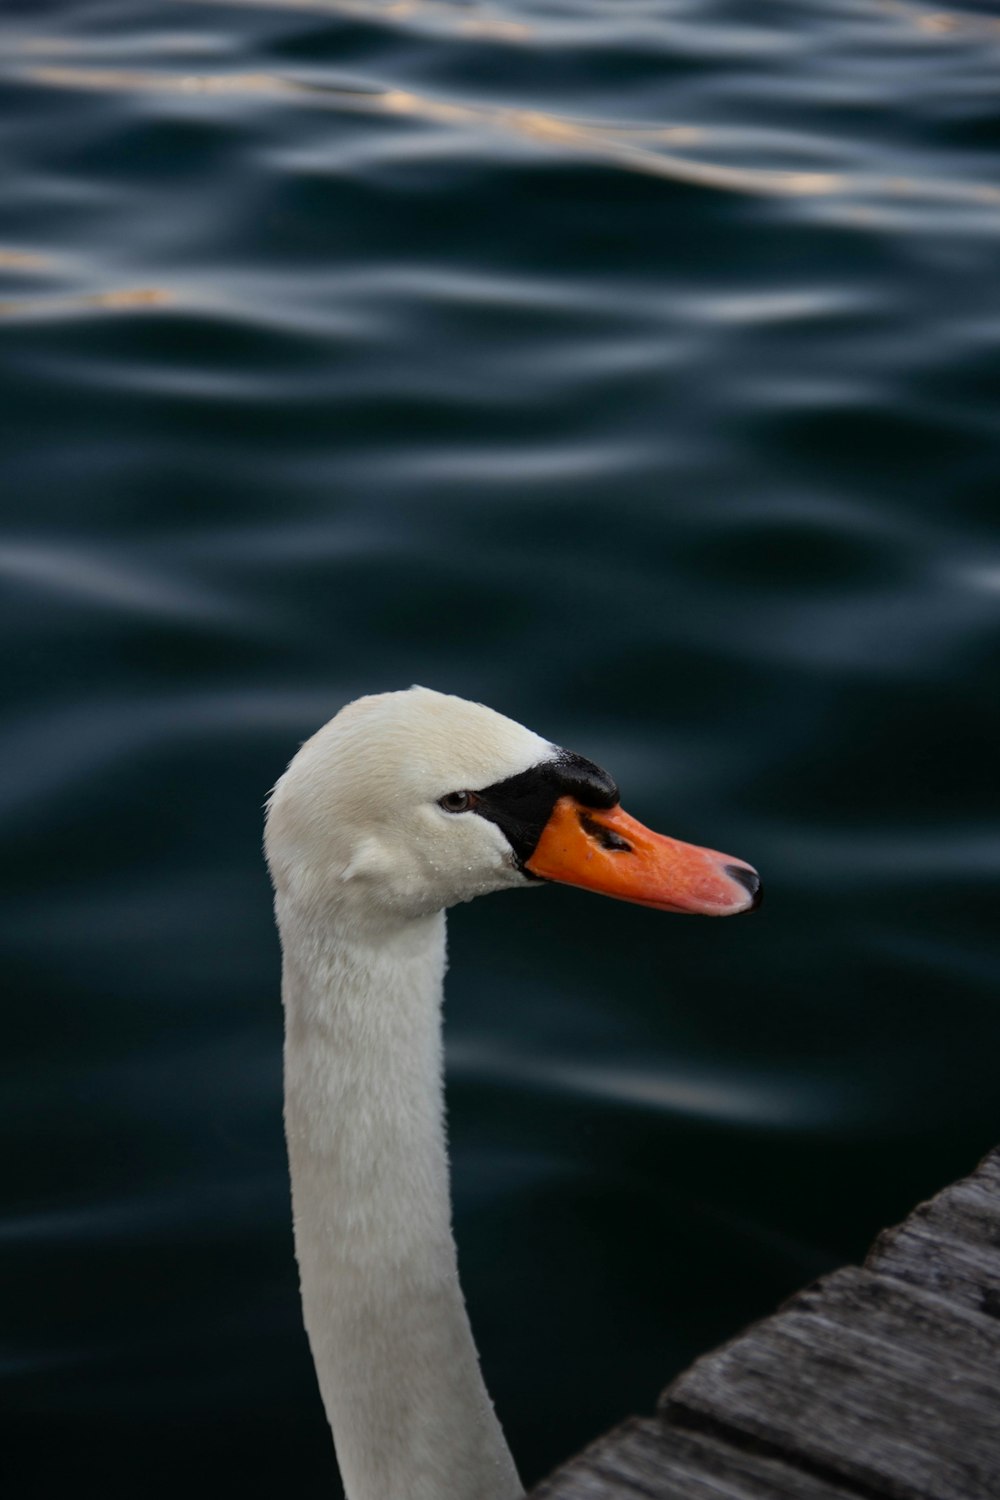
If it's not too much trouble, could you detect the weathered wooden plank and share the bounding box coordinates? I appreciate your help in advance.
[529,1148,1000,1499]
[531,1416,864,1500]
[661,1263,1000,1500]
[867,1148,1000,1319]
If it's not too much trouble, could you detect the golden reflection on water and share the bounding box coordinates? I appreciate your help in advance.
[24,66,300,96]
[188,0,1000,45]
[880,0,1000,39]
[189,0,531,42]
[19,64,848,200]
[21,59,1000,210]
[0,249,51,270]
[0,285,172,319]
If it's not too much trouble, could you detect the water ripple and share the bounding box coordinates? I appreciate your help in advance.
[0,540,226,618]
[15,62,1000,220]
[451,1039,863,1129]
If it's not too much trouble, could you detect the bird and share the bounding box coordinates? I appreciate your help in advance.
[264,686,761,1500]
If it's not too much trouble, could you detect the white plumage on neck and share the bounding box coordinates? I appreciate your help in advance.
[281,906,521,1500]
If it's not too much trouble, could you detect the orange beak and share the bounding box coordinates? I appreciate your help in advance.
[524,797,761,916]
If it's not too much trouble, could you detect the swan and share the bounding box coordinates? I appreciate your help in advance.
[264,686,761,1500]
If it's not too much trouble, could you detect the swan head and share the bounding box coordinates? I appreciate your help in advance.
[265,686,761,926]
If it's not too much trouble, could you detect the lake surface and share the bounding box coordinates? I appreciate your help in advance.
[3,0,1000,1493]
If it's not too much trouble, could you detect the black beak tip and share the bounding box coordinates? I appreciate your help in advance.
[725,863,763,912]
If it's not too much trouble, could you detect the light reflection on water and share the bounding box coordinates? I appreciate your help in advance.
[451,1039,859,1129]
[15,59,1000,215]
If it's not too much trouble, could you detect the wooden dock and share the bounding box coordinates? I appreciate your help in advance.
[530,1146,1000,1500]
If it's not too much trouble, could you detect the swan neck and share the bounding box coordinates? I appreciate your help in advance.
[280,903,522,1500]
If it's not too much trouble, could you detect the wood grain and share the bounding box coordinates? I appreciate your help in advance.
[664,1264,1000,1500]
[528,1146,1000,1500]
[532,1416,864,1499]
[867,1148,1000,1319]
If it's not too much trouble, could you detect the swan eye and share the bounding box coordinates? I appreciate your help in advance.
[439,791,476,814]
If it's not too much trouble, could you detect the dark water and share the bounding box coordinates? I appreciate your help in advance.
[3,0,1000,1493]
